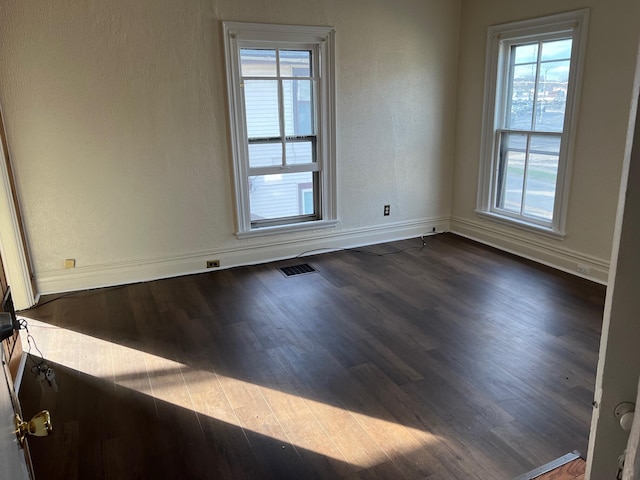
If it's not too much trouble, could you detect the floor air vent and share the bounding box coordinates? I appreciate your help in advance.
[279,263,317,277]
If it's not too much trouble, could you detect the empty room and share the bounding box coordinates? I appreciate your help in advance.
[0,0,639,479]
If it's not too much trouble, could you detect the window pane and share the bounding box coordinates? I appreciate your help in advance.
[279,50,312,77]
[249,172,315,220]
[302,189,314,214]
[523,135,560,220]
[244,80,280,138]
[541,39,572,62]
[534,59,570,132]
[496,133,527,213]
[513,43,538,65]
[283,80,314,136]
[285,140,314,165]
[240,49,277,77]
[507,64,537,130]
[248,142,282,168]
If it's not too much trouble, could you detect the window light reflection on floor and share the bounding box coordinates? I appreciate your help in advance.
[19,317,439,469]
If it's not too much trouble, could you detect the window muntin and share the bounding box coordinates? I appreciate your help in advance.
[505,39,572,133]
[477,10,588,236]
[495,131,561,221]
[242,48,318,226]
[224,23,336,237]
[494,35,572,225]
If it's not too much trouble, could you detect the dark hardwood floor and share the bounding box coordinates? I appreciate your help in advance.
[17,233,605,479]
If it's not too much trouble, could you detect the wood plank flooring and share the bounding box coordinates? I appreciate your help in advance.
[515,452,585,480]
[535,458,586,479]
[17,234,605,479]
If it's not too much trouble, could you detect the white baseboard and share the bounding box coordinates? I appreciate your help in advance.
[33,215,610,296]
[450,216,609,284]
[35,217,450,296]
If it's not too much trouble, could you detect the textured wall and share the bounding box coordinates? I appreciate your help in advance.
[452,0,640,270]
[0,0,460,289]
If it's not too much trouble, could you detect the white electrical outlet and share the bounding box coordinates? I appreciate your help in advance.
[577,263,590,275]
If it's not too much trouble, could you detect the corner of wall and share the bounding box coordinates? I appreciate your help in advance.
[449,216,609,284]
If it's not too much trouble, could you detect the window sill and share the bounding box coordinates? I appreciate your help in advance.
[236,219,339,239]
[475,210,566,240]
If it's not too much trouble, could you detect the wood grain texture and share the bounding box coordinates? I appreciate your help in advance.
[17,234,605,479]
[535,458,586,479]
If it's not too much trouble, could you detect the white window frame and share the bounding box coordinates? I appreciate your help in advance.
[223,22,337,238]
[476,10,589,238]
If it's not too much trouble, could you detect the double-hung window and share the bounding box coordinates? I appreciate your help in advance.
[477,10,588,236]
[223,22,337,237]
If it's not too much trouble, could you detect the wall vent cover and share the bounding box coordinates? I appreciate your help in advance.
[279,264,317,277]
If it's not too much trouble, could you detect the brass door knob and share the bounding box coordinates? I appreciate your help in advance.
[14,411,52,443]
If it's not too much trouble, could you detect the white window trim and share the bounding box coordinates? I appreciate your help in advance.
[476,9,589,238]
[223,21,337,238]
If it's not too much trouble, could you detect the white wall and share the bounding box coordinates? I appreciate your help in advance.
[451,0,640,284]
[4,0,635,298]
[0,0,460,295]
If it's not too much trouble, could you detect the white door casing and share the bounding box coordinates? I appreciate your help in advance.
[0,349,30,480]
[622,376,640,479]
[0,108,35,311]
[586,45,640,478]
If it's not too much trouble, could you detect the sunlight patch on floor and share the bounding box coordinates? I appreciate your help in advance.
[21,317,439,469]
